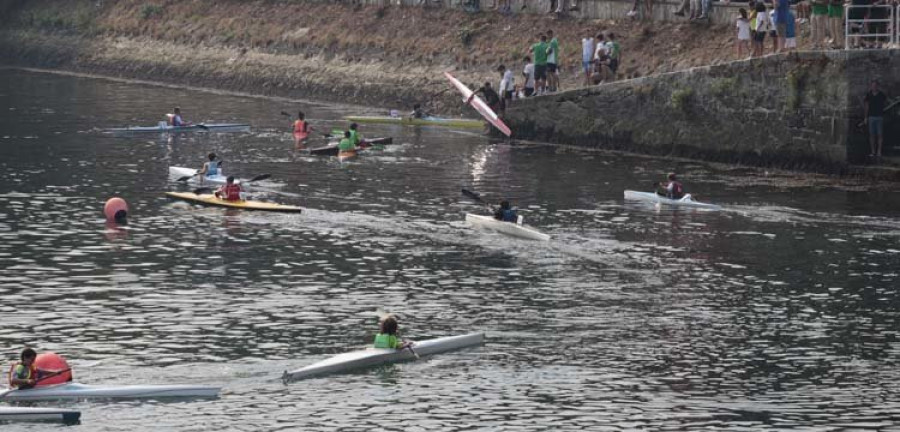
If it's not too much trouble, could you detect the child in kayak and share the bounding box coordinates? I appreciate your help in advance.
[493,200,518,222]
[348,123,364,148]
[374,315,411,349]
[9,348,55,389]
[197,153,220,178]
[167,107,192,127]
[214,176,243,201]
[293,111,312,139]
[338,131,356,153]
[655,173,685,199]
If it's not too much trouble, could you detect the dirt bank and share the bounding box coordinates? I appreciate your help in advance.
[0,0,751,115]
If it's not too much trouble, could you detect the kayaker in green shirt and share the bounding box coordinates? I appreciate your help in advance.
[348,123,363,147]
[374,315,411,349]
[338,131,356,153]
[531,33,549,95]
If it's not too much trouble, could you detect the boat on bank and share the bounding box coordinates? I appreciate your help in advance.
[282,333,485,383]
[465,213,550,241]
[623,190,721,210]
[165,192,303,213]
[0,406,81,424]
[106,123,250,134]
[0,383,220,401]
[344,115,482,129]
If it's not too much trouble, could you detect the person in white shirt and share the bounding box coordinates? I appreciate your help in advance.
[521,56,535,97]
[593,33,609,83]
[753,2,769,57]
[581,35,594,87]
[497,65,515,113]
[736,9,751,58]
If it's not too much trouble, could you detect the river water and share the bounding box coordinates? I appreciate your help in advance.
[1,68,899,430]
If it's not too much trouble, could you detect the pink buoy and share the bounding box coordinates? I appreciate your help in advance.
[34,352,72,386]
[104,197,128,223]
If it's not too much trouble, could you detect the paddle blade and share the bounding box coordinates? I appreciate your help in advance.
[247,174,271,183]
[196,124,209,130]
[280,111,291,117]
[461,188,483,203]
[176,175,194,182]
[193,187,213,195]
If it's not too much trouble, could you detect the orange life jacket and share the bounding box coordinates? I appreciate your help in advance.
[293,120,307,134]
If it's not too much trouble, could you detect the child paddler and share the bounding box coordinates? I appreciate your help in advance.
[9,348,59,389]
[338,131,356,154]
[374,315,411,349]
[348,123,365,148]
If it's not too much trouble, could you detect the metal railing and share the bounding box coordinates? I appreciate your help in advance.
[844,4,897,49]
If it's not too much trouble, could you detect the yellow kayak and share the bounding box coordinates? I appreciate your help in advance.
[344,115,482,129]
[165,192,303,213]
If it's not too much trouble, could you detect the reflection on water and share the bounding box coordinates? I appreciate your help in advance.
[1,69,899,430]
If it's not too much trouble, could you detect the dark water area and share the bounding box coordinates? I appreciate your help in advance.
[1,68,899,430]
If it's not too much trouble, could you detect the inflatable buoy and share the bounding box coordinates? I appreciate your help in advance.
[34,352,72,386]
[104,197,128,223]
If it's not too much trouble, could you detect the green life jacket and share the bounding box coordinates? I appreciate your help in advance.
[338,138,355,152]
[373,333,400,349]
[349,129,361,146]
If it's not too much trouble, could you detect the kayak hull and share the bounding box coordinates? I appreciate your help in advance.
[308,137,393,156]
[0,406,81,423]
[344,116,482,129]
[1,383,220,401]
[283,333,485,382]
[624,190,721,210]
[444,72,512,136]
[166,192,303,213]
[465,213,550,241]
[107,123,250,134]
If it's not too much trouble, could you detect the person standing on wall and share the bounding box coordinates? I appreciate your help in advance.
[530,33,549,95]
[810,0,828,49]
[581,33,595,87]
[773,0,790,52]
[864,79,888,158]
[546,30,560,93]
[827,0,843,48]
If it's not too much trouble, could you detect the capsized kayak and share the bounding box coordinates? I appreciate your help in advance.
[166,192,303,213]
[0,406,81,424]
[106,123,250,134]
[307,137,394,156]
[444,72,512,136]
[0,383,220,401]
[465,213,550,241]
[344,115,483,129]
[282,333,485,383]
[624,190,721,210]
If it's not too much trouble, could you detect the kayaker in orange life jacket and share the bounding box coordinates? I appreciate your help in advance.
[214,176,243,201]
[293,111,313,137]
[493,200,518,223]
[656,173,685,199]
[9,348,54,389]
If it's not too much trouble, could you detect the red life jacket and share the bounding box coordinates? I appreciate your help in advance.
[219,184,242,201]
[293,120,307,134]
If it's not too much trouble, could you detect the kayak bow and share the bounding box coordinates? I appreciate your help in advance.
[0,383,220,401]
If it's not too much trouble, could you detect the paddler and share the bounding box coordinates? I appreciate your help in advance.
[338,131,356,153]
[655,173,685,199]
[9,348,56,389]
[293,111,312,139]
[409,104,429,119]
[493,200,518,223]
[166,107,192,127]
[197,153,221,178]
[348,123,364,147]
[214,176,243,201]
[374,315,411,349]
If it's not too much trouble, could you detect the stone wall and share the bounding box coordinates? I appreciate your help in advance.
[503,50,900,171]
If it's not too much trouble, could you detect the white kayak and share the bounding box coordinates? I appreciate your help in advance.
[624,190,721,210]
[465,213,550,241]
[169,166,235,186]
[0,406,81,424]
[0,383,220,401]
[282,333,485,383]
[107,123,250,134]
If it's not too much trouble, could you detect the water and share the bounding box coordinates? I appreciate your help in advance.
[1,68,899,430]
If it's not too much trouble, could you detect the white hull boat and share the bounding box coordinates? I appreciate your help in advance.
[0,383,220,401]
[0,406,81,423]
[169,166,234,186]
[465,213,550,241]
[283,333,485,383]
[107,123,250,134]
[624,190,721,210]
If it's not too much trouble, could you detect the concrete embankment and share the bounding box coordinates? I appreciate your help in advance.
[504,50,900,177]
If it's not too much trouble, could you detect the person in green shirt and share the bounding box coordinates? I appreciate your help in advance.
[546,30,560,93]
[531,33,549,95]
[373,315,411,349]
[348,123,363,147]
[810,0,828,48]
[338,131,356,153]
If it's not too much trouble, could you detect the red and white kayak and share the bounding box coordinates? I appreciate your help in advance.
[444,72,512,136]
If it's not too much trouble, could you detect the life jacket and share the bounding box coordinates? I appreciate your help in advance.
[167,114,184,126]
[338,138,355,152]
[8,362,36,388]
[293,120,307,134]
[373,333,400,349]
[219,183,242,201]
[348,130,361,146]
[501,208,518,222]
[206,161,218,177]
[670,181,684,198]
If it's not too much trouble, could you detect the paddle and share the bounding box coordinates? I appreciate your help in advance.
[193,187,213,195]
[0,368,72,399]
[462,188,495,213]
[405,343,420,359]
[247,174,271,183]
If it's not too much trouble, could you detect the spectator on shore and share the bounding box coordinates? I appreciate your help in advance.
[753,1,770,57]
[773,0,790,52]
[864,79,888,158]
[692,0,711,21]
[627,0,653,18]
[674,0,691,18]
[736,8,752,58]
[796,0,811,23]
[810,0,828,48]
[530,33,549,95]
[828,0,844,48]
[603,33,621,81]
[581,34,595,87]
[593,33,609,84]
[748,0,759,41]
[498,65,515,113]
[522,56,536,97]
[784,9,797,50]
[769,9,779,53]
[546,30,560,93]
